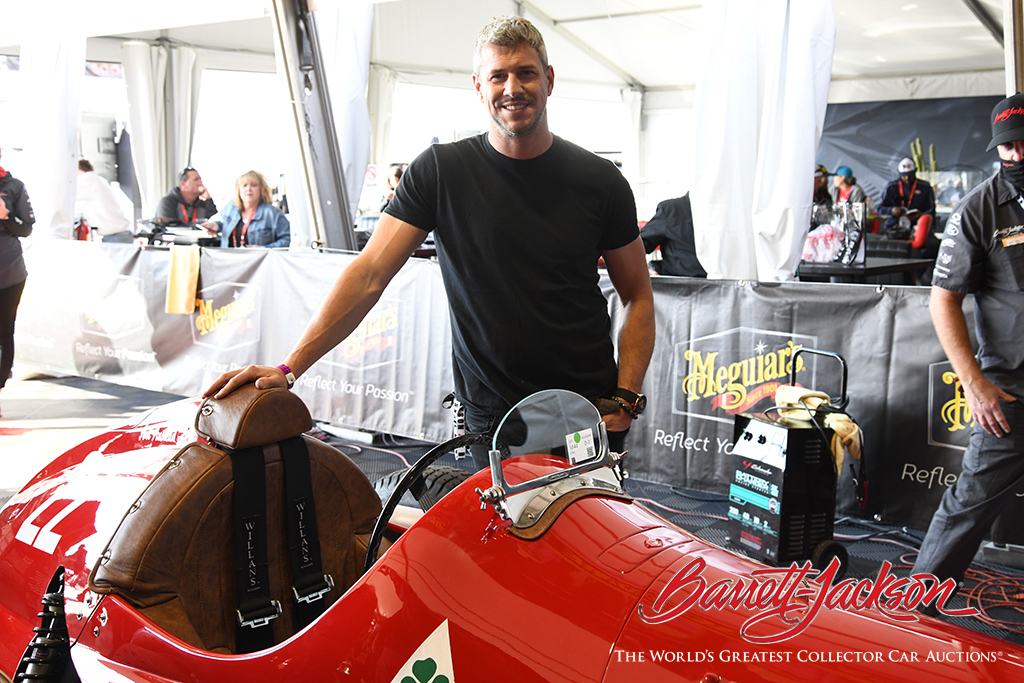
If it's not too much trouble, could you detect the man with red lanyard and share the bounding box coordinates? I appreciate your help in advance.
[878,157,935,238]
[156,166,217,224]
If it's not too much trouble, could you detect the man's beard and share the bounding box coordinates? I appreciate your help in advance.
[492,98,544,138]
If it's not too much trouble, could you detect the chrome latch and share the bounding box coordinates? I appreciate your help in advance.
[293,574,334,604]
[237,600,282,629]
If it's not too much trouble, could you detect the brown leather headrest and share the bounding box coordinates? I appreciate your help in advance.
[196,384,313,449]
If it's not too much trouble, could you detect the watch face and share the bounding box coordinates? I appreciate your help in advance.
[635,393,647,415]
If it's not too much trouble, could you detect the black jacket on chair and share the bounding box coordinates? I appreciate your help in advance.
[641,193,707,278]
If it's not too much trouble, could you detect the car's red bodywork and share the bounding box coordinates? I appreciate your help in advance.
[2,398,1023,682]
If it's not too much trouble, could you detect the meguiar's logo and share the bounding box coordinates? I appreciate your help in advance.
[81,275,146,340]
[189,282,261,350]
[939,372,973,431]
[927,361,972,450]
[326,298,402,370]
[682,344,804,411]
[340,301,398,361]
[194,293,256,337]
[673,329,818,424]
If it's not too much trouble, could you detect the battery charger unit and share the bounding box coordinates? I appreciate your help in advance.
[726,348,849,573]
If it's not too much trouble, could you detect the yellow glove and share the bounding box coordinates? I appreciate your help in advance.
[774,385,831,421]
[825,412,862,474]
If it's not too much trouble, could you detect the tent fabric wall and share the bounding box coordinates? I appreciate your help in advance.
[827,70,1005,105]
[750,1,835,281]
[168,46,205,185]
[622,87,644,197]
[317,3,374,223]
[689,0,760,280]
[18,35,86,239]
[689,0,835,282]
[121,41,204,217]
[122,41,167,217]
[368,64,397,166]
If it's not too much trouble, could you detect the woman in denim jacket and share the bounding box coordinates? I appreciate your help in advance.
[204,170,290,248]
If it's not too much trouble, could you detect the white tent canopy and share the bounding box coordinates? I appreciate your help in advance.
[0,0,1009,100]
[0,0,1014,276]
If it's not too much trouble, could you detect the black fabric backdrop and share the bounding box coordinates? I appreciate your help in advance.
[816,96,1003,202]
[15,240,1023,539]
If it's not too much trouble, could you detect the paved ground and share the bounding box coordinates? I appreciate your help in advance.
[0,368,185,505]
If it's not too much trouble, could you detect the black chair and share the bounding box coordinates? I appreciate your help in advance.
[865,237,911,258]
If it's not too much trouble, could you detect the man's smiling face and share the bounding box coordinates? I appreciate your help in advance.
[474,42,554,141]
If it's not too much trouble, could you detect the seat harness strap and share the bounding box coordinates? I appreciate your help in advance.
[229,446,280,653]
[280,436,333,631]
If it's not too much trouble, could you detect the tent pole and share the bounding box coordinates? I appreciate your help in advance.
[1007,0,1024,95]
[270,0,357,251]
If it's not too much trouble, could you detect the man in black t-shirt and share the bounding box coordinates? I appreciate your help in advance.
[206,16,655,466]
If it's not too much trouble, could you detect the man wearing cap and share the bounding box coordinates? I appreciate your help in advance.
[912,93,1024,607]
[813,164,831,204]
[829,165,866,205]
[878,157,935,238]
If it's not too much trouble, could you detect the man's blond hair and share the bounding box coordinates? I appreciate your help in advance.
[473,16,548,73]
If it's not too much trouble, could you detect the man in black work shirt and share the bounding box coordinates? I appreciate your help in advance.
[913,93,1024,609]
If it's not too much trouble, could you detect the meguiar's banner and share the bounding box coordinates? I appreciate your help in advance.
[17,240,1014,536]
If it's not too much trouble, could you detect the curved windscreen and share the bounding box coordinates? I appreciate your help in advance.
[492,389,604,465]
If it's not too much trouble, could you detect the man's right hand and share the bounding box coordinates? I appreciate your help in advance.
[930,286,1015,438]
[203,364,289,399]
[962,375,1016,437]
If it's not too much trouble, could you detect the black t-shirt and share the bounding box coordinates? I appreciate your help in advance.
[385,134,639,414]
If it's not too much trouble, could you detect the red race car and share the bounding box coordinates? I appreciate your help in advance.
[1,385,1021,682]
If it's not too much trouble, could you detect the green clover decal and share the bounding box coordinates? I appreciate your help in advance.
[402,657,449,683]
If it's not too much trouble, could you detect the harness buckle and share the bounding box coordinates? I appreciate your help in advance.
[237,600,282,629]
[293,574,335,604]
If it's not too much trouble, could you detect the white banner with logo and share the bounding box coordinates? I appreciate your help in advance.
[16,241,1016,536]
